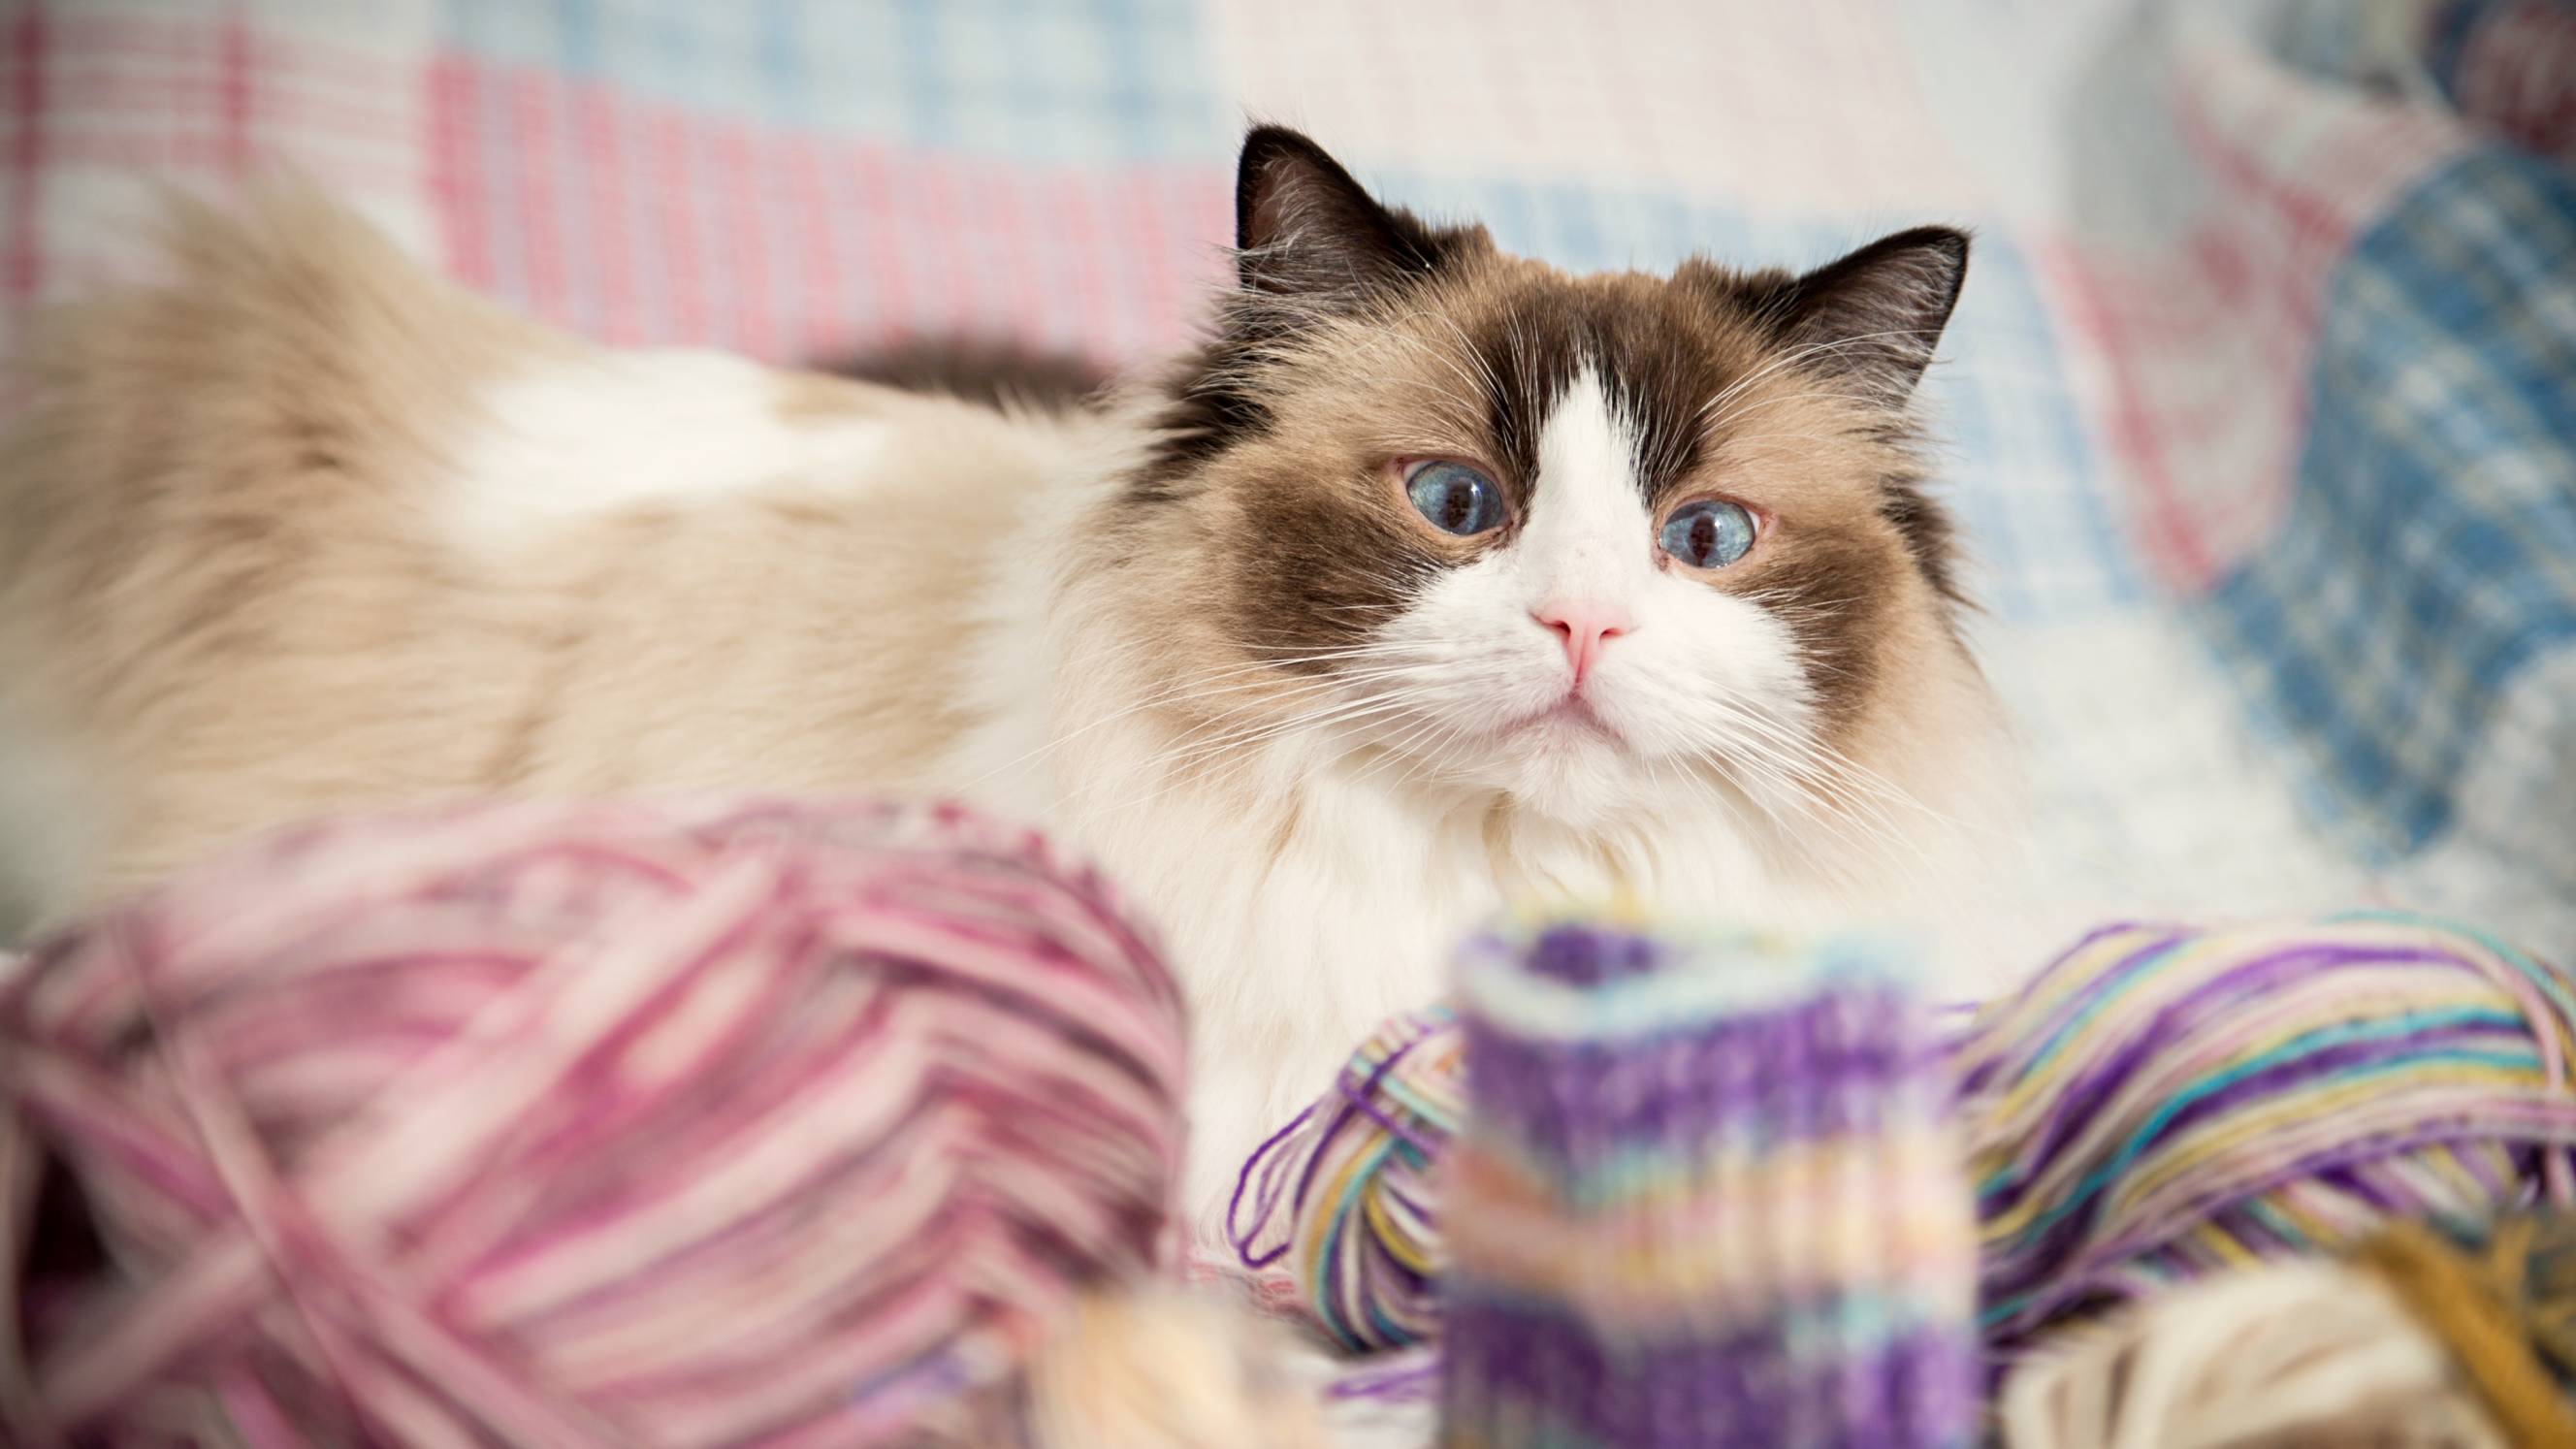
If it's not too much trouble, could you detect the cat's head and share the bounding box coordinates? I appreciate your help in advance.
[1101,127,1989,831]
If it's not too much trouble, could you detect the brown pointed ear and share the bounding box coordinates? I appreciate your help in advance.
[1234,126,1466,299]
[1752,227,1969,401]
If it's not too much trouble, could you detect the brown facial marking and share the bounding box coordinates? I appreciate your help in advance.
[1723,519,1907,730]
[1877,469,1968,607]
[1224,458,1445,666]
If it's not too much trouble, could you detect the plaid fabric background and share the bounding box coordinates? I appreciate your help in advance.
[2207,150,2576,854]
[1,0,2569,966]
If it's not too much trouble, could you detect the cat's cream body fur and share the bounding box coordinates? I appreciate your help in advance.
[0,182,2027,1232]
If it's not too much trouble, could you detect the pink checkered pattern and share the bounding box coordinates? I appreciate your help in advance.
[2053,31,2466,591]
[425,56,1226,366]
[1,6,429,321]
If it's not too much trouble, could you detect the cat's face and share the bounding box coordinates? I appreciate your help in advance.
[1108,128,1979,829]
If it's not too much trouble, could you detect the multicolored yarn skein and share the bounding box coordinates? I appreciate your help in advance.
[0,796,1322,1448]
[1233,910,2576,1393]
[1229,1004,1462,1352]
[1435,920,1980,1449]
[1963,912,2576,1356]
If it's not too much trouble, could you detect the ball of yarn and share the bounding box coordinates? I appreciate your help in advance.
[0,796,1188,1447]
[2346,1216,2576,1444]
[1227,1005,1461,1351]
[1995,1256,2510,1448]
[2003,1211,2576,1449]
[1963,912,2576,1355]
[1436,920,1980,1449]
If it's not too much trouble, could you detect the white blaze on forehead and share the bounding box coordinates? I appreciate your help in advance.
[1519,365,1655,598]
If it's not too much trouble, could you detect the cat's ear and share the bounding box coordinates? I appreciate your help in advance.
[1234,126,1461,299]
[1749,227,1969,402]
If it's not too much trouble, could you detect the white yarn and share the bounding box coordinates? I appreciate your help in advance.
[1998,1258,2508,1449]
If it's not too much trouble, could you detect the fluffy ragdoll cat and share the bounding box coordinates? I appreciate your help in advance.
[0,129,2021,1229]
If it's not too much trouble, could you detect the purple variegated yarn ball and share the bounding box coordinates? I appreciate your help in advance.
[0,797,1194,1448]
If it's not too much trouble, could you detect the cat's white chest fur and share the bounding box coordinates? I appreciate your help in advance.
[960,737,1489,1229]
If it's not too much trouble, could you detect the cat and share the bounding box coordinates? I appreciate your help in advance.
[0,127,2023,1234]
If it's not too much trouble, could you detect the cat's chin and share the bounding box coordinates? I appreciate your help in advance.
[1471,730,1649,827]
[1500,693,1624,743]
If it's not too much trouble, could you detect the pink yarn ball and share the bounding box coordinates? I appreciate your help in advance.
[0,796,1188,1447]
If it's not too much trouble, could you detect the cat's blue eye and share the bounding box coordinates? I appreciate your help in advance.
[1404,461,1506,537]
[1658,499,1757,569]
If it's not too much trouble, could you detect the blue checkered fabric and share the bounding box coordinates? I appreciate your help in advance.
[2204,146,2576,864]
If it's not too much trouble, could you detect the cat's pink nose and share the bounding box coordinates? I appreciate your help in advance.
[1532,600,1632,686]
